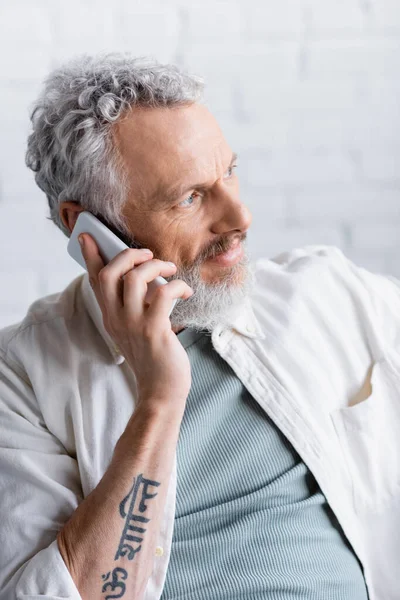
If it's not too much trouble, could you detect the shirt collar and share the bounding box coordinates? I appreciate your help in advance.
[81,271,265,365]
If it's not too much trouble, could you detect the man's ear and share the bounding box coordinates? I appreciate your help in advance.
[59,201,85,233]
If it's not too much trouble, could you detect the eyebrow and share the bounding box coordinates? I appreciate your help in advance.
[163,151,238,205]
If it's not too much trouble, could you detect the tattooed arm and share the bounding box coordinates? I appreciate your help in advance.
[57,402,183,600]
[56,234,193,598]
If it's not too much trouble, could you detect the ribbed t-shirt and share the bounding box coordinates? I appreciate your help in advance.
[159,327,368,599]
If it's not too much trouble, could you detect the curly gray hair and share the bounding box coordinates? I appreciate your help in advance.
[26,53,204,240]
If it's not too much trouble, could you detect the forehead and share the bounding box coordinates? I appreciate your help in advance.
[113,103,231,205]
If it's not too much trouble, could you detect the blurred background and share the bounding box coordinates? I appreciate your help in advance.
[0,0,399,328]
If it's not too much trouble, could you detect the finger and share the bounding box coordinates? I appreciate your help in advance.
[79,233,114,324]
[97,248,155,313]
[122,259,179,319]
[145,280,194,327]
[79,233,105,291]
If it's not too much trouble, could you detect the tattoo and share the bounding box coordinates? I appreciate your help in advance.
[114,473,160,561]
[100,473,160,597]
[101,567,128,598]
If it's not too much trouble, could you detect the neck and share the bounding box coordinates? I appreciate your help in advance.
[172,326,186,334]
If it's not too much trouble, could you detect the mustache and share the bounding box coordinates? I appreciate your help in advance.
[172,233,246,271]
[202,233,246,260]
[129,233,246,269]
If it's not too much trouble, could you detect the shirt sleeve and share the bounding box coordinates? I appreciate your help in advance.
[269,243,400,351]
[326,245,400,352]
[0,352,83,599]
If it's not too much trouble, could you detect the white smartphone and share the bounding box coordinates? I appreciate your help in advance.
[67,211,179,317]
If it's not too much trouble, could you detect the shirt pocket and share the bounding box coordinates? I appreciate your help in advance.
[330,351,400,514]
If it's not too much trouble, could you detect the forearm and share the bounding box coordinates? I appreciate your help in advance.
[57,402,183,599]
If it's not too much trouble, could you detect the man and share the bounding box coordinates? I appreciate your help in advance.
[0,53,399,600]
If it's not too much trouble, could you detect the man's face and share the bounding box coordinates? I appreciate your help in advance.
[113,102,254,331]
[115,103,252,281]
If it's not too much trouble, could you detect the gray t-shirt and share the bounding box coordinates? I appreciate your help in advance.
[160,327,368,599]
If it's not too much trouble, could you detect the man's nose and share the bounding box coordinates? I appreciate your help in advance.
[213,197,253,236]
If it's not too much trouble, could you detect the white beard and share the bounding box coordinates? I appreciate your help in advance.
[166,242,256,332]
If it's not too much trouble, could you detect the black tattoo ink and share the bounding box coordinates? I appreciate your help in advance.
[101,567,128,598]
[114,473,160,561]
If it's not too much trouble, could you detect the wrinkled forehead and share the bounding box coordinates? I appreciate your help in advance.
[113,103,231,206]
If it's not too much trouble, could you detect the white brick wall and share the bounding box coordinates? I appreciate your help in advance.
[0,0,399,328]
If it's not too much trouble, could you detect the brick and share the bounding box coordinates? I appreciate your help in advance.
[1,0,400,314]
[0,270,41,311]
[306,39,400,79]
[240,78,359,125]
[289,184,400,221]
[237,79,369,150]
[240,186,287,221]
[49,0,115,64]
[307,0,368,33]
[287,115,356,149]
[185,40,299,85]
[316,77,400,149]
[247,225,345,261]
[241,0,305,37]
[384,251,400,279]
[351,223,400,250]
[0,311,27,330]
[237,75,400,151]
[49,0,180,64]
[110,0,180,63]
[0,124,45,203]
[374,0,400,31]
[339,114,400,151]
[38,266,84,298]
[220,117,290,153]
[201,78,236,121]
[0,199,68,266]
[360,78,400,113]
[185,0,243,40]
[361,151,400,182]
[0,3,52,80]
[0,81,43,128]
[1,173,45,208]
[241,150,356,187]
[343,248,391,275]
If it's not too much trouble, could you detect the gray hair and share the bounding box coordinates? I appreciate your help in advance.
[26,53,204,240]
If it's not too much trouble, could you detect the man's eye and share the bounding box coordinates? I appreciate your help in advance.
[178,192,200,208]
[177,165,237,208]
[224,164,238,179]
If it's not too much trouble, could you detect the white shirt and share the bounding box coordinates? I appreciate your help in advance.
[0,244,399,600]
